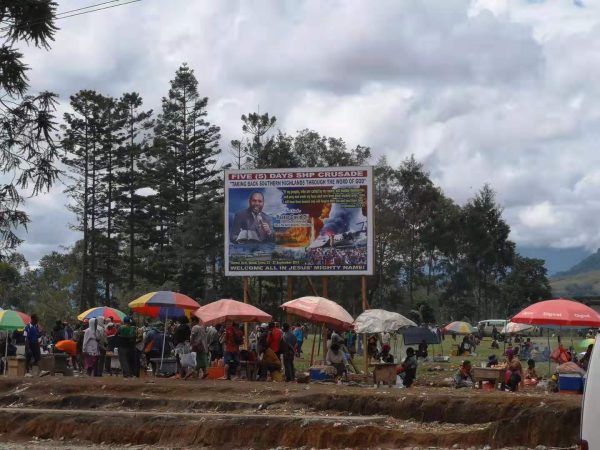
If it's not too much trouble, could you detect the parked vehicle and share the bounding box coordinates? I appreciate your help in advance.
[580,332,598,449]
[476,319,507,338]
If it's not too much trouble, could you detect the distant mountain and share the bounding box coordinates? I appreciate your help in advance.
[551,269,600,298]
[555,248,600,278]
[549,249,600,297]
[517,245,591,276]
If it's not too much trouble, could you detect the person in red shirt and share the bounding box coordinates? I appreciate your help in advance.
[224,322,242,380]
[267,322,283,356]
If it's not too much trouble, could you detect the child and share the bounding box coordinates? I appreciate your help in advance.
[524,359,539,386]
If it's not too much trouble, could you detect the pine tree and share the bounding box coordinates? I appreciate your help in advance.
[114,92,153,289]
[0,1,60,255]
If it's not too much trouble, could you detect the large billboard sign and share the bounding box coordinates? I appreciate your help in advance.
[224,166,374,276]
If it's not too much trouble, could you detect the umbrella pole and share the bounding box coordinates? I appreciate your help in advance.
[363,333,368,380]
[160,310,168,371]
[4,332,7,376]
[310,326,317,366]
[317,325,322,357]
[547,328,551,377]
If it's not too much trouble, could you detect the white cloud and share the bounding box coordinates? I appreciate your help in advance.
[10,0,600,263]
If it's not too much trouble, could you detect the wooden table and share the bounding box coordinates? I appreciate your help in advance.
[370,363,397,387]
[472,367,504,389]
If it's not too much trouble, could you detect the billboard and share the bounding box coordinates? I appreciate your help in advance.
[224,166,374,276]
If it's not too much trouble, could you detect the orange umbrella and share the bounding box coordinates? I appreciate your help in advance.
[194,299,272,326]
[55,340,77,356]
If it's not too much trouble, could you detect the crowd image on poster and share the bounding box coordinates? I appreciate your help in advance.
[224,167,374,276]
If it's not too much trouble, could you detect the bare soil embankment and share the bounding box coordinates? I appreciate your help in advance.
[0,377,581,449]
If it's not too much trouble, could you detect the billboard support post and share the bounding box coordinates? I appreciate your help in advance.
[243,276,249,349]
[362,275,369,380]
[286,276,293,325]
[322,276,329,360]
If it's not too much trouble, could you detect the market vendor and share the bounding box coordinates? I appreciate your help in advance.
[502,349,523,392]
[524,359,539,386]
[326,342,347,378]
[258,326,282,381]
[396,347,417,387]
[379,344,394,363]
[453,360,474,388]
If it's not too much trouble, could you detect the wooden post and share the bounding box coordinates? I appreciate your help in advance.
[362,276,369,380]
[310,326,318,366]
[306,277,319,297]
[286,276,293,324]
[243,277,249,349]
[321,276,329,359]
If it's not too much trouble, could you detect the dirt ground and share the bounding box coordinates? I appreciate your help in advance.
[0,375,582,449]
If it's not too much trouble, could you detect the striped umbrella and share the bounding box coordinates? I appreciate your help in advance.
[0,310,31,331]
[0,310,31,375]
[128,291,200,369]
[128,291,200,319]
[77,306,126,324]
[444,321,475,335]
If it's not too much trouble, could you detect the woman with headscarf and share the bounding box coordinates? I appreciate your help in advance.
[502,348,523,391]
[82,318,100,376]
[95,317,108,376]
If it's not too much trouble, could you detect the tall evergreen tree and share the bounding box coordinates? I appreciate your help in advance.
[0,1,59,255]
[145,64,222,284]
[114,93,153,289]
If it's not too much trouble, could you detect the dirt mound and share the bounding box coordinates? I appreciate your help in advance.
[0,377,581,449]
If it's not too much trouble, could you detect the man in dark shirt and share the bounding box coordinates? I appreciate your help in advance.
[24,314,41,373]
[282,323,297,382]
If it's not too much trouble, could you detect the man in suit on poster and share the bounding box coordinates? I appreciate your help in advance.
[230,191,274,243]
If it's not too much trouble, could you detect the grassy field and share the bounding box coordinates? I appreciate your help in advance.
[292,331,592,382]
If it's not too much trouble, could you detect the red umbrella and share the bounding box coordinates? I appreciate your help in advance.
[194,299,272,326]
[511,298,600,328]
[281,296,354,329]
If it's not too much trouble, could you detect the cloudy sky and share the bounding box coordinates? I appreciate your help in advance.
[15,0,600,271]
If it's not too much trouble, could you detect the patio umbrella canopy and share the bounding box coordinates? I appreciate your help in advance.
[402,327,440,345]
[353,309,417,334]
[128,291,200,370]
[281,296,354,329]
[78,306,126,323]
[194,299,272,326]
[511,298,600,328]
[0,310,31,331]
[444,321,475,335]
[501,322,534,335]
[0,310,31,376]
[129,291,200,318]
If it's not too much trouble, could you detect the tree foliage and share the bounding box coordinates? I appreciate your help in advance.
[0,1,59,255]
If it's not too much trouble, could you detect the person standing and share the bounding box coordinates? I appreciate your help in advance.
[190,316,208,378]
[94,317,108,376]
[282,323,297,382]
[82,318,100,376]
[267,322,283,358]
[224,322,243,380]
[345,329,357,360]
[117,317,136,377]
[293,324,304,356]
[24,314,41,374]
[208,324,223,362]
